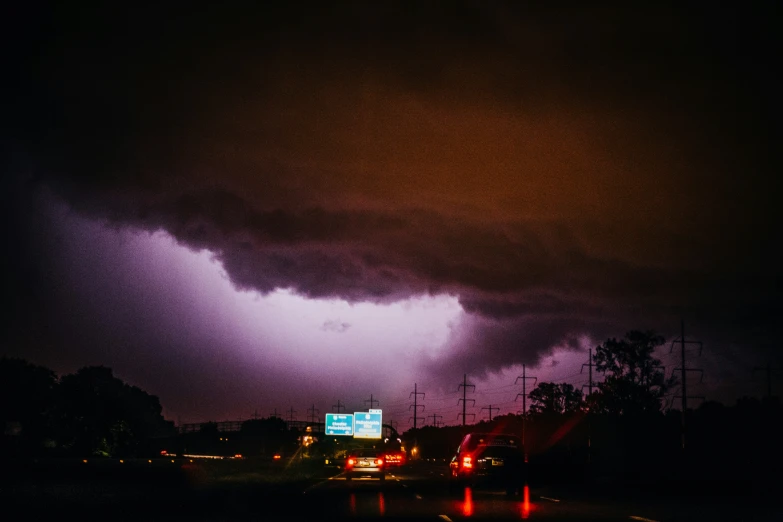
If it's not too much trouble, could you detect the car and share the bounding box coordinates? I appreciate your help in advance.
[345,448,386,481]
[448,432,526,496]
[382,450,406,468]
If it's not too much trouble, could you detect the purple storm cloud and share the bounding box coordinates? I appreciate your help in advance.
[3,2,780,425]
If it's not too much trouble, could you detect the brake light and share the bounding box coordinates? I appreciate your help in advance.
[376,458,384,466]
[347,458,355,467]
[462,456,473,469]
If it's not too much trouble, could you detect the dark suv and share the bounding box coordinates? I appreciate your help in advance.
[449,432,526,496]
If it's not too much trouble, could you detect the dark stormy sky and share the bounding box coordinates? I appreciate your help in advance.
[2,2,780,426]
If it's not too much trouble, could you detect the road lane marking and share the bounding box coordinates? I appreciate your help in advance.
[629,517,660,522]
[541,496,561,502]
[402,484,408,487]
[415,494,422,500]
[303,475,338,493]
[439,516,453,522]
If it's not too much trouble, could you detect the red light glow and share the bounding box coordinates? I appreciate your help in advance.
[521,484,531,519]
[462,487,473,517]
[347,458,355,467]
[376,458,384,466]
[462,456,473,469]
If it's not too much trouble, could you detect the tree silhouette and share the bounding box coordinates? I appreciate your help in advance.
[0,357,58,456]
[529,382,583,415]
[591,330,676,415]
[56,366,173,456]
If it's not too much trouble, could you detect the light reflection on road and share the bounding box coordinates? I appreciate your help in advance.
[347,491,386,517]
[450,484,534,519]
[462,486,474,517]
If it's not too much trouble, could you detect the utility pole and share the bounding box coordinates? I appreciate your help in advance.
[515,364,537,445]
[481,404,499,422]
[670,320,704,451]
[409,384,425,429]
[270,408,280,419]
[428,413,443,427]
[332,400,346,413]
[458,374,476,426]
[365,394,379,410]
[307,404,319,424]
[287,407,297,424]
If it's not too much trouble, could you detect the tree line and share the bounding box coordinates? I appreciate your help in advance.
[404,330,782,487]
[1,358,175,459]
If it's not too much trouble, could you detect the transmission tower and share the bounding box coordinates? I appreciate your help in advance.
[409,383,425,429]
[481,404,499,422]
[515,364,537,445]
[458,373,476,426]
[669,319,705,450]
[581,348,596,398]
[307,403,320,424]
[753,363,781,399]
[365,394,379,410]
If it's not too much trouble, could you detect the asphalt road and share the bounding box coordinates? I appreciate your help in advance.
[2,460,781,521]
[303,463,782,521]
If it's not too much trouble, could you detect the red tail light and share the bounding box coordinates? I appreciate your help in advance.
[462,456,473,469]
[347,458,355,467]
[376,458,384,466]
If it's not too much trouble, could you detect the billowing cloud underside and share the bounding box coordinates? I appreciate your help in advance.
[8,2,780,377]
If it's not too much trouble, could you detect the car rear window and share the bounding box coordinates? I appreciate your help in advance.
[480,445,523,458]
[356,449,381,457]
[464,434,522,451]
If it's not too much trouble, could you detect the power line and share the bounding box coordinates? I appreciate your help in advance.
[409,383,425,429]
[515,364,537,445]
[669,319,705,451]
[480,404,500,422]
[332,400,346,413]
[458,373,476,426]
[428,413,443,427]
[365,394,379,410]
[287,406,297,423]
[581,348,595,398]
[307,404,320,424]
